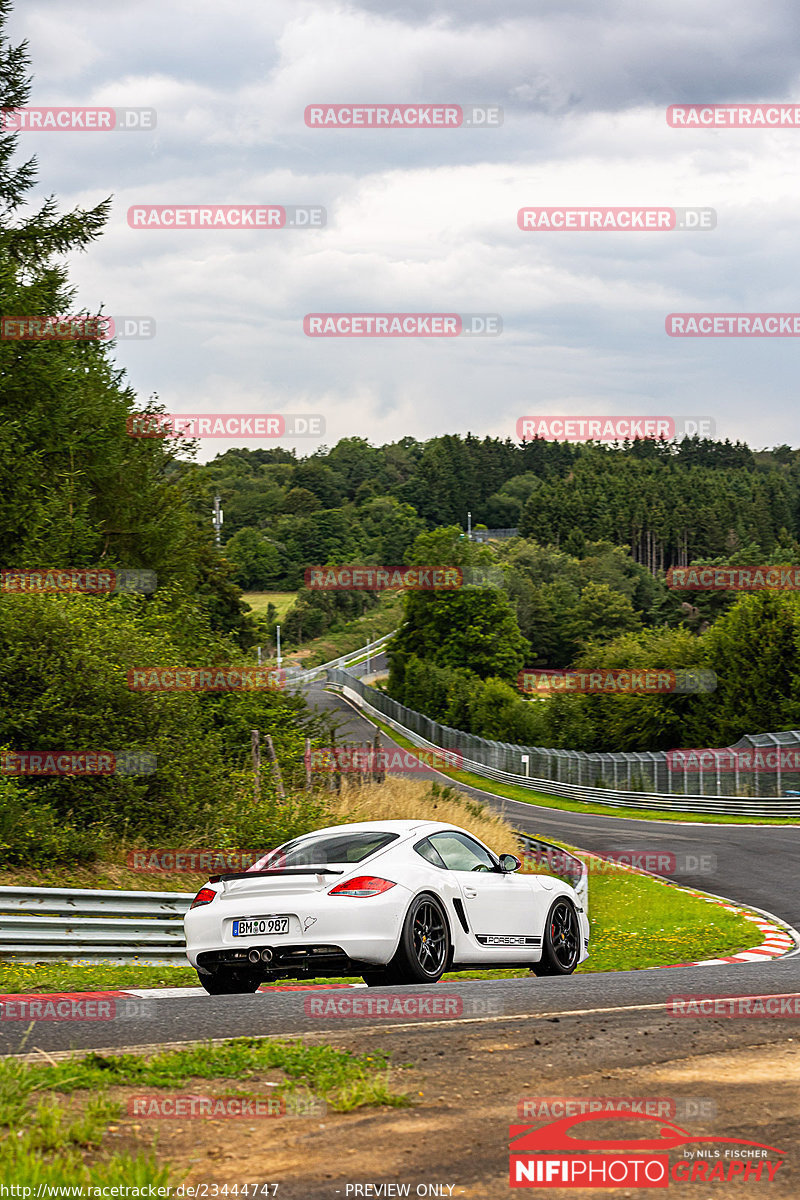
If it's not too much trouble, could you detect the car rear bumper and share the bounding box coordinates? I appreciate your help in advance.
[184,886,407,972]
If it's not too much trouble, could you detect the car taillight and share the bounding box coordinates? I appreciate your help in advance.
[328,876,396,898]
[190,887,217,909]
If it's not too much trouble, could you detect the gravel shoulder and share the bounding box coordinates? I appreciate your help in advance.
[107,1006,800,1198]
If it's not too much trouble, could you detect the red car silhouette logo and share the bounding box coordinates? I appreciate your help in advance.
[510,1110,783,1155]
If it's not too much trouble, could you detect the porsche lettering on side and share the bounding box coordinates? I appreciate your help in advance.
[184,821,589,994]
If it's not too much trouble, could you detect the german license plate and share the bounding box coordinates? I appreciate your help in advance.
[232,916,290,936]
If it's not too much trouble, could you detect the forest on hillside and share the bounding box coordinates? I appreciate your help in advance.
[191,434,798,593]
[3,4,799,866]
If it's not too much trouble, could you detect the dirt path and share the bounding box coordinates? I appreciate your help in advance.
[103,1009,800,1198]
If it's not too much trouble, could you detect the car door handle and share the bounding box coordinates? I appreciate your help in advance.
[463,887,478,898]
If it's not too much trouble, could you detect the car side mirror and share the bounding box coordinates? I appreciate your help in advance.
[499,853,522,873]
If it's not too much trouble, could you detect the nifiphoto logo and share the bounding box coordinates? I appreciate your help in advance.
[510,1109,784,1187]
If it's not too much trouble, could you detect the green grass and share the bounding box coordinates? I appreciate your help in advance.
[298,594,403,667]
[12,1038,408,1111]
[361,710,800,825]
[0,1038,406,1187]
[0,960,200,994]
[575,865,755,971]
[0,1054,168,1187]
[241,591,297,621]
[0,861,209,892]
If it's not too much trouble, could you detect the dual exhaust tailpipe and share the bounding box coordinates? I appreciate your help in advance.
[248,948,273,965]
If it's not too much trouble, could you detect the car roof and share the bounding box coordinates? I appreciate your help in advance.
[292,819,464,837]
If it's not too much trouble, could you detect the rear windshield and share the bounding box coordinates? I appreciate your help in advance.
[250,831,399,871]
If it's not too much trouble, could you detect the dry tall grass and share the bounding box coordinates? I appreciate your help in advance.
[324,777,520,857]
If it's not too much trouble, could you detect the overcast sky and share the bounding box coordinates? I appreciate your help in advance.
[8,0,800,459]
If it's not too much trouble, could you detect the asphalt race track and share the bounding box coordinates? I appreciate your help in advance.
[311,677,800,928]
[3,959,800,1058]
[6,677,800,1061]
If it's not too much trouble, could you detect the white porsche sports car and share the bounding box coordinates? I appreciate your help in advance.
[184,820,589,994]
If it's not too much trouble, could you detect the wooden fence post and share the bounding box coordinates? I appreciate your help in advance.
[373,731,385,784]
[264,734,286,800]
[251,729,261,805]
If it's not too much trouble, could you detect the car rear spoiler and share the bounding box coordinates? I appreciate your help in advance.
[209,867,344,883]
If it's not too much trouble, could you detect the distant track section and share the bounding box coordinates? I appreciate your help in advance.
[326,669,800,817]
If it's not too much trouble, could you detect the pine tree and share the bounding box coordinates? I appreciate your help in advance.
[0,3,203,586]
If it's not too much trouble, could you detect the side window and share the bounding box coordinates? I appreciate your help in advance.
[429,832,497,872]
[413,838,448,869]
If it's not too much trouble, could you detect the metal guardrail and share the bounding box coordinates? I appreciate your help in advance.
[330,670,800,817]
[0,887,193,965]
[517,835,588,911]
[0,836,585,963]
[288,632,396,686]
